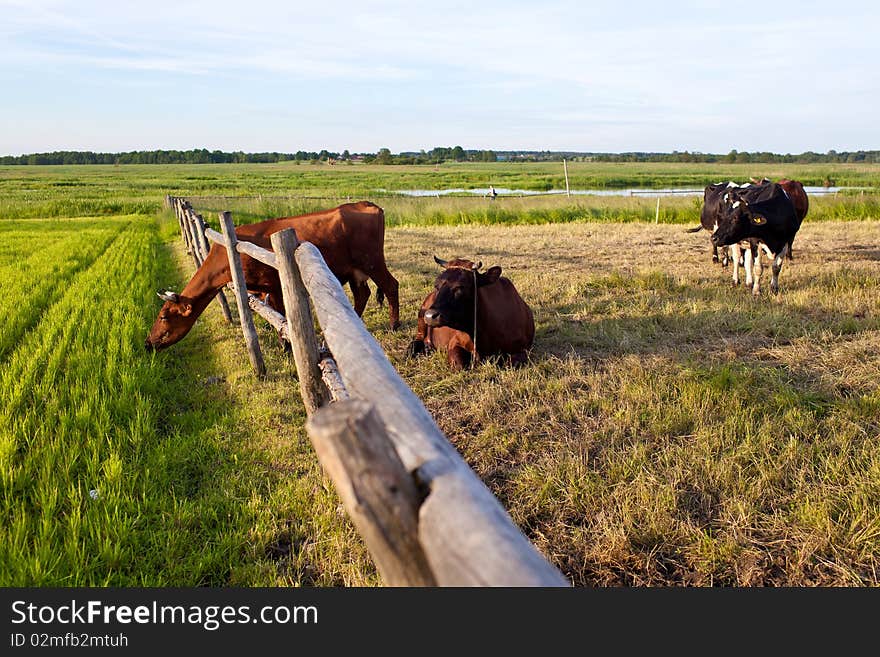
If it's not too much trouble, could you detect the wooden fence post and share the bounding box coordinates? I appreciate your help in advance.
[184,210,203,267]
[175,199,193,255]
[306,400,436,586]
[191,214,233,323]
[184,212,234,324]
[655,196,661,224]
[563,158,571,197]
[270,228,327,414]
[219,211,266,378]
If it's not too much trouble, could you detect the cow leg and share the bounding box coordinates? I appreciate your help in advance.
[510,351,529,368]
[730,244,741,286]
[447,332,477,371]
[751,246,764,296]
[447,346,472,371]
[349,279,371,317]
[368,264,401,331]
[406,339,426,358]
[712,244,719,264]
[405,312,429,359]
[743,244,754,288]
[771,244,788,295]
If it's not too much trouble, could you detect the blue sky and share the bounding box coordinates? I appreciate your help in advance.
[2,0,877,155]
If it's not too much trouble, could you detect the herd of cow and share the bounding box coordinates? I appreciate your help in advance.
[688,177,809,295]
[145,178,808,370]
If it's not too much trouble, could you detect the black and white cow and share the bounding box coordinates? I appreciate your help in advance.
[710,182,801,295]
[686,181,740,265]
[687,180,767,266]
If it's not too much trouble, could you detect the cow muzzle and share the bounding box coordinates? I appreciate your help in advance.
[423,309,442,327]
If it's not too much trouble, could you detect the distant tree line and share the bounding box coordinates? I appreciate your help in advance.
[1,147,878,165]
[0,149,347,165]
[373,146,499,164]
[586,150,880,164]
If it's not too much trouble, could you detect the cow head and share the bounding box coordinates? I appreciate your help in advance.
[710,195,768,247]
[423,256,501,333]
[145,289,195,351]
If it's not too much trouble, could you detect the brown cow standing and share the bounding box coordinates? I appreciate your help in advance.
[145,201,400,351]
[406,257,534,370]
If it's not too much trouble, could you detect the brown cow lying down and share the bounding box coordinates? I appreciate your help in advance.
[145,201,400,351]
[406,256,534,370]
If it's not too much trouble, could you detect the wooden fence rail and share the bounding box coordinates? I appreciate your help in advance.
[166,196,569,587]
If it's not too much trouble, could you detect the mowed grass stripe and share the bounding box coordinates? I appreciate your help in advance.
[0,219,247,584]
[0,217,127,360]
[0,216,375,586]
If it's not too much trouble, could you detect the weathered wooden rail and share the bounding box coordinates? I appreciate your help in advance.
[166,195,569,587]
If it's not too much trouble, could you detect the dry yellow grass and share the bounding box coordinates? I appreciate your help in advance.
[362,220,879,586]
[174,218,880,586]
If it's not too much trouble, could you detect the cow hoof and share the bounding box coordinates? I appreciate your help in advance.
[405,340,425,359]
[391,320,401,331]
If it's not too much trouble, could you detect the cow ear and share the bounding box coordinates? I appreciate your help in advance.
[750,215,767,225]
[179,302,193,317]
[479,266,502,286]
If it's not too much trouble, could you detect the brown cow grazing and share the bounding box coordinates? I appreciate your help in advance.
[405,256,534,371]
[145,201,400,351]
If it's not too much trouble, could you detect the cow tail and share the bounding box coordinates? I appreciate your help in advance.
[375,205,386,307]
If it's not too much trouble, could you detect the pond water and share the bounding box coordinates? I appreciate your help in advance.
[379,186,853,198]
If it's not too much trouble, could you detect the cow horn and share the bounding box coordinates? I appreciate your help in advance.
[157,290,179,303]
[433,255,448,267]
[472,261,482,271]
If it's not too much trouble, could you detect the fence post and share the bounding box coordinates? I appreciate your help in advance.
[655,196,661,224]
[219,211,266,378]
[182,201,195,254]
[192,214,233,323]
[184,210,203,267]
[270,228,328,414]
[563,158,570,197]
[306,399,437,586]
[176,199,193,255]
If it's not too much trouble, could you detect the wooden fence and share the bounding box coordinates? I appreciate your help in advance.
[166,196,569,587]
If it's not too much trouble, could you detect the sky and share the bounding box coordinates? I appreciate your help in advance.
[1,0,878,155]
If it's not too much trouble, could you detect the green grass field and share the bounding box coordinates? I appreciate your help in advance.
[1,162,878,586]
[3,161,879,220]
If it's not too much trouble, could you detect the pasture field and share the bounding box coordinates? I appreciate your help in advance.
[381,221,880,585]
[3,161,880,221]
[1,162,879,586]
